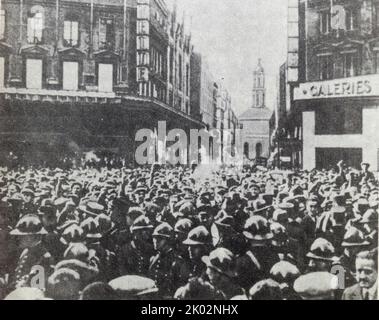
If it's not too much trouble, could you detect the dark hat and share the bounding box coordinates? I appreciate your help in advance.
[152,222,174,239]
[270,261,300,284]
[294,272,339,300]
[144,202,161,217]
[247,200,271,215]
[214,211,235,229]
[272,209,288,224]
[359,209,378,224]
[95,214,114,235]
[127,207,145,220]
[179,202,196,217]
[131,215,154,232]
[37,205,56,218]
[80,282,117,300]
[354,198,370,214]
[270,222,288,247]
[248,279,283,300]
[174,218,194,234]
[10,214,47,236]
[183,226,212,246]
[80,217,102,239]
[47,268,81,300]
[201,248,236,278]
[57,219,79,232]
[341,227,370,247]
[108,276,158,299]
[261,193,275,206]
[174,277,223,300]
[78,202,105,217]
[61,224,84,245]
[215,186,228,196]
[21,188,35,196]
[306,238,336,261]
[243,216,273,241]
[63,242,90,261]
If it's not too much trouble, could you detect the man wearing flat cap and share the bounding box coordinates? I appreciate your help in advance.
[109,275,159,300]
[294,272,340,300]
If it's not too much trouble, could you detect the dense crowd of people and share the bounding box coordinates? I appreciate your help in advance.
[0,159,377,300]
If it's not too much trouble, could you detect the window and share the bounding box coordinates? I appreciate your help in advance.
[98,63,113,92]
[315,105,362,135]
[344,53,358,77]
[186,64,189,96]
[64,19,79,46]
[255,143,262,158]
[179,54,182,90]
[375,4,379,33]
[63,61,79,90]
[26,59,43,89]
[169,48,174,84]
[99,18,114,49]
[318,55,333,80]
[137,52,149,65]
[320,10,331,34]
[0,57,4,88]
[27,11,43,43]
[346,8,359,31]
[375,51,379,74]
[0,10,5,40]
[137,36,149,50]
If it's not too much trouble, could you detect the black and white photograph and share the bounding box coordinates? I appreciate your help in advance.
[0,0,378,303]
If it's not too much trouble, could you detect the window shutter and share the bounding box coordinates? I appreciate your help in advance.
[0,10,5,40]
[27,18,34,43]
[334,55,344,78]
[72,21,79,45]
[99,19,107,47]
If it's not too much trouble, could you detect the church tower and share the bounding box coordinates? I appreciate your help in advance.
[252,59,265,108]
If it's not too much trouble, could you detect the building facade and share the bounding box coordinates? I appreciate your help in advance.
[190,52,215,128]
[239,59,273,161]
[293,0,379,171]
[0,0,202,166]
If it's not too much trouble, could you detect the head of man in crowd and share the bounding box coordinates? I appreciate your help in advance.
[355,249,378,292]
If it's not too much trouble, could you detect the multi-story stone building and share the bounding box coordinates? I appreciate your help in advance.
[293,0,379,171]
[0,0,202,165]
[190,52,215,129]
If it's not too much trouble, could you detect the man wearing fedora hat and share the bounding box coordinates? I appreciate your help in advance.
[118,216,154,276]
[306,238,337,273]
[202,248,244,300]
[149,223,190,299]
[10,214,53,288]
[235,216,279,290]
[182,226,213,279]
[335,227,371,288]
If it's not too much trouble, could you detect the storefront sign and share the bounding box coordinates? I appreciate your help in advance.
[294,74,379,100]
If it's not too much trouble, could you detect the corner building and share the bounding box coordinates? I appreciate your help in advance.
[294,0,379,171]
[0,0,203,166]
